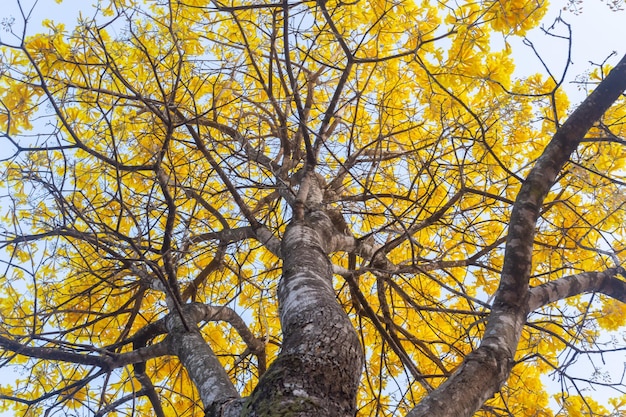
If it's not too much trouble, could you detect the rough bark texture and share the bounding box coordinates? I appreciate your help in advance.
[242,210,364,417]
[407,53,626,417]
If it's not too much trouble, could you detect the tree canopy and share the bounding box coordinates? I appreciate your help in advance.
[1,0,626,416]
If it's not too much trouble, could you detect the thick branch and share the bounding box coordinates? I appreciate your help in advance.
[408,52,626,417]
[166,315,240,413]
[134,371,166,417]
[182,303,266,362]
[527,267,626,311]
[0,300,263,413]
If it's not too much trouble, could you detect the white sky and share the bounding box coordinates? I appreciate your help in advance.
[510,2,625,105]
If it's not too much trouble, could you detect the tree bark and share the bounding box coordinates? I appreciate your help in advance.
[407,52,626,417]
[243,209,364,417]
[527,267,626,310]
[166,313,242,415]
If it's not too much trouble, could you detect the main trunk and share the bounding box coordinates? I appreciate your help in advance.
[243,211,364,417]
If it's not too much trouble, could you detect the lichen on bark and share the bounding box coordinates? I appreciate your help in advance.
[243,212,363,417]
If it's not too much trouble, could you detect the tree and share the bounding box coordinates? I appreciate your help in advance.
[0,0,626,415]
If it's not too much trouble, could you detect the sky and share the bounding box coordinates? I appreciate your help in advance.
[1,0,626,414]
[510,1,625,104]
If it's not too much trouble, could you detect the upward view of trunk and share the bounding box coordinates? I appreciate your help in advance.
[242,212,364,416]
[3,2,626,417]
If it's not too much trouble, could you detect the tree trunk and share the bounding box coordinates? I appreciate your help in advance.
[243,210,364,417]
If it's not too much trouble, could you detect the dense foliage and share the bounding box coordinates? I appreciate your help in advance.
[1,0,626,416]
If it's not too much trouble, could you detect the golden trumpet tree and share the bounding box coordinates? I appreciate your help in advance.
[1,0,626,416]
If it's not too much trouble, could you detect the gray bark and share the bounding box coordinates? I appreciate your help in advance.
[406,52,626,417]
[242,208,364,417]
[165,310,241,415]
[527,267,626,311]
